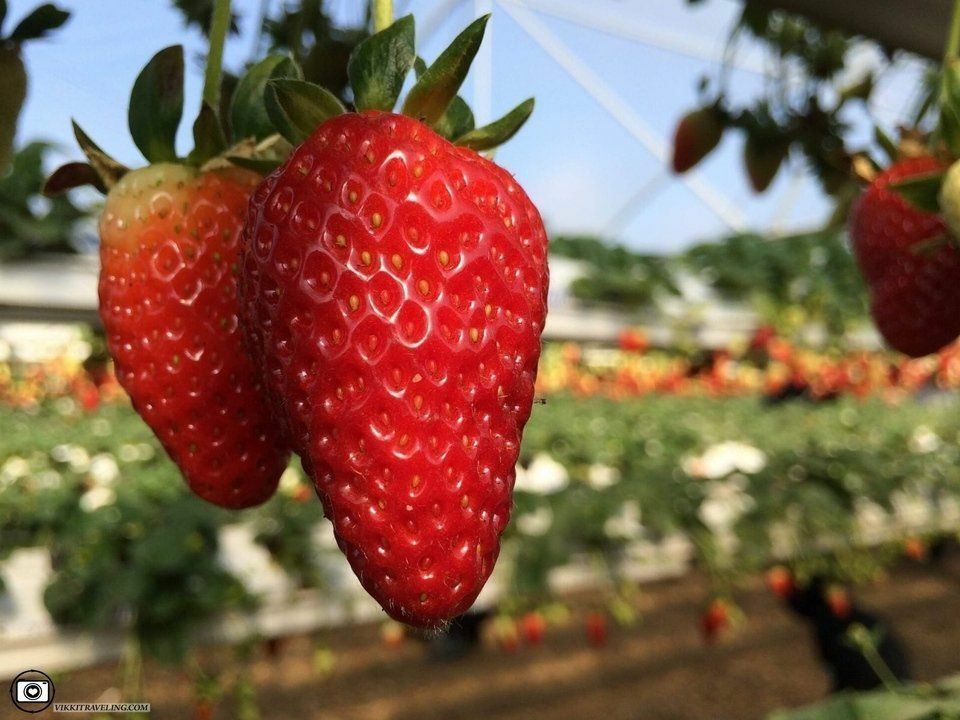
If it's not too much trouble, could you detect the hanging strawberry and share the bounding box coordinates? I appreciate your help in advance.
[44,3,292,508]
[847,6,960,357]
[239,11,547,626]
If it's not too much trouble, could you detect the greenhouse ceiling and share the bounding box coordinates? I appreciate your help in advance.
[748,0,951,58]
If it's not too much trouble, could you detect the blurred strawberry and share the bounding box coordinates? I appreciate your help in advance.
[744,134,788,193]
[585,611,608,648]
[519,611,546,645]
[671,106,724,173]
[904,537,927,562]
[849,157,960,357]
[765,566,795,599]
[193,699,214,720]
[494,616,520,653]
[825,586,852,619]
[700,598,731,643]
[618,328,649,353]
[380,621,405,648]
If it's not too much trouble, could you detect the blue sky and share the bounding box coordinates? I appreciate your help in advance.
[9,0,930,253]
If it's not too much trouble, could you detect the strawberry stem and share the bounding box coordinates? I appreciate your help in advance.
[947,0,960,65]
[202,0,232,111]
[373,0,393,33]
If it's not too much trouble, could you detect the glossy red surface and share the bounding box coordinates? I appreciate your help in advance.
[849,157,960,357]
[99,164,289,508]
[240,111,549,626]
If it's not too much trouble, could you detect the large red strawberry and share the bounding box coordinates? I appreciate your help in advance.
[849,157,960,357]
[46,46,296,507]
[239,15,545,625]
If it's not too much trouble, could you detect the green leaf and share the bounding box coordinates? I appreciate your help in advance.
[873,126,898,163]
[0,2,8,34]
[265,79,345,145]
[128,45,184,163]
[402,14,489,125]
[188,101,226,166]
[456,98,534,151]
[230,55,301,143]
[413,56,427,77]
[435,96,475,140]
[348,14,415,112]
[890,171,944,213]
[43,162,106,195]
[8,3,68,42]
[72,120,128,189]
[227,156,281,174]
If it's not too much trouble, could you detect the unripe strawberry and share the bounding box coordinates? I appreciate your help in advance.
[744,135,787,193]
[939,159,960,239]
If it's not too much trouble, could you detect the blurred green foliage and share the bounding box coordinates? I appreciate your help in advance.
[551,232,868,334]
[0,141,87,260]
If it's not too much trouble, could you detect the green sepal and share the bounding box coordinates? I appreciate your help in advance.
[72,120,128,190]
[412,56,474,140]
[43,162,106,196]
[8,3,69,42]
[435,97,475,140]
[402,14,489,125]
[348,14,415,112]
[227,156,281,174]
[128,45,184,163]
[188,101,227,166]
[265,79,345,146]
[456,98,534,151]
[230,55,302,143]
[890,171,944,213]
[872,126,898,164]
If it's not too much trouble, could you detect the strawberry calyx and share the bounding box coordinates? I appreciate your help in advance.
[43,45,297,196]
[262,14,534,158]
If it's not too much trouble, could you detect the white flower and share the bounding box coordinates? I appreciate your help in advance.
[515,453,568,495]
[1,455,30,480]
[89,454,120,486]
[909,426,941,454]
[52,444,91,473]
[684,441,766,479]
[698,476,755,531]
[891,490,932,528]
[587,463,620,490]
[516,507,553,536]
[91,418,112,437]
[33,469,62,490]
[853,498,888,541]
[54,397,77,416]
[118,444,139,463]
[80,486,116,512]
[604,501,643,540]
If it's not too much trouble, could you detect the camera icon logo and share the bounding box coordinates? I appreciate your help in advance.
[9,670,55,713]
